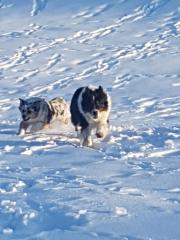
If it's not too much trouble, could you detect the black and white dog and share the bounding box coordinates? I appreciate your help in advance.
[70,86,111,147]
[18,97,69,135]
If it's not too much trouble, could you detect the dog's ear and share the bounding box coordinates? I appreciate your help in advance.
[98,86,104,92]
[85,87,91,94]
[19,98,25,105]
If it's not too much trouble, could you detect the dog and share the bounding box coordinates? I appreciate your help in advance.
[70,85,111,147]
[18,97,69,135]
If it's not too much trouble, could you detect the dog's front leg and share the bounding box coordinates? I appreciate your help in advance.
[18,121,29,136]
[96,121,109,139]
[80,126,93,147]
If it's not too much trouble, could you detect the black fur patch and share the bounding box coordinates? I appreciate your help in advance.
[70,87,88,131]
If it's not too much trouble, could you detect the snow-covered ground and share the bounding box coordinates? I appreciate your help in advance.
[0,0,180,239]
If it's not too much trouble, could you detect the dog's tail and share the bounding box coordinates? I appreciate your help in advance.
[48,97,69,124]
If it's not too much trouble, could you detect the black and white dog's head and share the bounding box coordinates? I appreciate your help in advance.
[79,85,111,122]
[19,97,47,122]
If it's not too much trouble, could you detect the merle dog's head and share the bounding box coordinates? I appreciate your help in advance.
[19,97,42,121]
[81,86,109,120]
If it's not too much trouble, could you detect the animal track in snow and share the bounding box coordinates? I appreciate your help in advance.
[72,4,111,20]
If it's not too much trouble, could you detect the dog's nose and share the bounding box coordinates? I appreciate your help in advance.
[92,110,98,118]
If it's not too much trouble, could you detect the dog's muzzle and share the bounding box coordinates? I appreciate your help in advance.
[23,115,30,121]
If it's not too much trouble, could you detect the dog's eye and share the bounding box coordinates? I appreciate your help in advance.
[27,109,32,114]
[104,101,108,107]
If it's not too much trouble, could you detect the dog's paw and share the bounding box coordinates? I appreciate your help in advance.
[96,125,108,139]
[17,129,26,136]
[81,138,93,147]
[43,123,51,129]
[96,132,104,138]
[96,130,107,139]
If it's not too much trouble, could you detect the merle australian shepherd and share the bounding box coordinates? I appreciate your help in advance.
[70,85,111,147]
[18,97,69,135]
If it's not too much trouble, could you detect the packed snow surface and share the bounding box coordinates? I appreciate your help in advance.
[0,0,180,239]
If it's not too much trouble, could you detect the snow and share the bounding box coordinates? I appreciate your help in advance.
[0,0,180,239]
